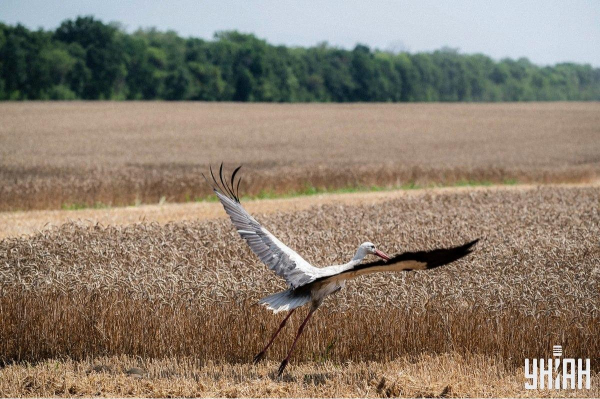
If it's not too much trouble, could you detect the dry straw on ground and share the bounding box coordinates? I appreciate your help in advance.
[2,354,598,397]
[1,102,599,211]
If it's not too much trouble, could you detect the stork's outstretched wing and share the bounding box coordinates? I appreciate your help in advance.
[315,239,479,283]
[207,165,319,289]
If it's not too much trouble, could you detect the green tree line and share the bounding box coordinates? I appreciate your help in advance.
[1,16,599,101]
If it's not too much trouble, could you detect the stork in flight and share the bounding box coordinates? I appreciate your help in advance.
[206,165,479,376]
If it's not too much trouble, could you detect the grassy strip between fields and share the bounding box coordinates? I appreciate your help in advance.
[60,179,519,211]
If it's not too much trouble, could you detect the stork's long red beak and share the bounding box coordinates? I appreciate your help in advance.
[375,249,391,261]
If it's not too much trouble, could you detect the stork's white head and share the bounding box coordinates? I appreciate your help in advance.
[353,241,391,261]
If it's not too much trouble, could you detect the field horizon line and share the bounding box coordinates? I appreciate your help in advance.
[57,178,521,211]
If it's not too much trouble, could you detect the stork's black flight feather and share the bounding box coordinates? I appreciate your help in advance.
[358,238,479,271]
[312,238,479,284]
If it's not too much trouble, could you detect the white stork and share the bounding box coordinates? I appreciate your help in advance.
[206,164,479,376]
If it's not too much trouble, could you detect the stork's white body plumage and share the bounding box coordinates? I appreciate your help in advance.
[258,243,394,313]
[206,165,479,376]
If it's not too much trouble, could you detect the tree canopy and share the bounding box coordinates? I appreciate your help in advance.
[1,16,599,101]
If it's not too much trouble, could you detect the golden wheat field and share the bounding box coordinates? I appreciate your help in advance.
[1,184,599,397]
[1,102,599,397]
[1,102,599,211]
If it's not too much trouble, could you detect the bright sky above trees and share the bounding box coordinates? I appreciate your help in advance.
[1,0,599,67]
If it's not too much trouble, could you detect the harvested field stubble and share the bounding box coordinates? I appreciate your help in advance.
[2,354,598,397]
[1,102,599,211]
[1,187,598,370]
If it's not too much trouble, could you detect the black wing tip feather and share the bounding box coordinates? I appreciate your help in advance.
[424,238,480,270]
[204,163,243,202]
[356,238,480,271]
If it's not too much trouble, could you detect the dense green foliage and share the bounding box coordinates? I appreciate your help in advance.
[1,16,599,101]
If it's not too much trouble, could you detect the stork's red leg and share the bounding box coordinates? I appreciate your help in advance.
[253,309,296,364]
[277,308,315,376]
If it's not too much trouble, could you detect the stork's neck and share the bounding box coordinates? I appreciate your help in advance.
[347,246,368,267]
[321,246,368,276]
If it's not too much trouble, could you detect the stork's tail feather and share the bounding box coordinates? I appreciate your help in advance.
[258,289,311,313]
